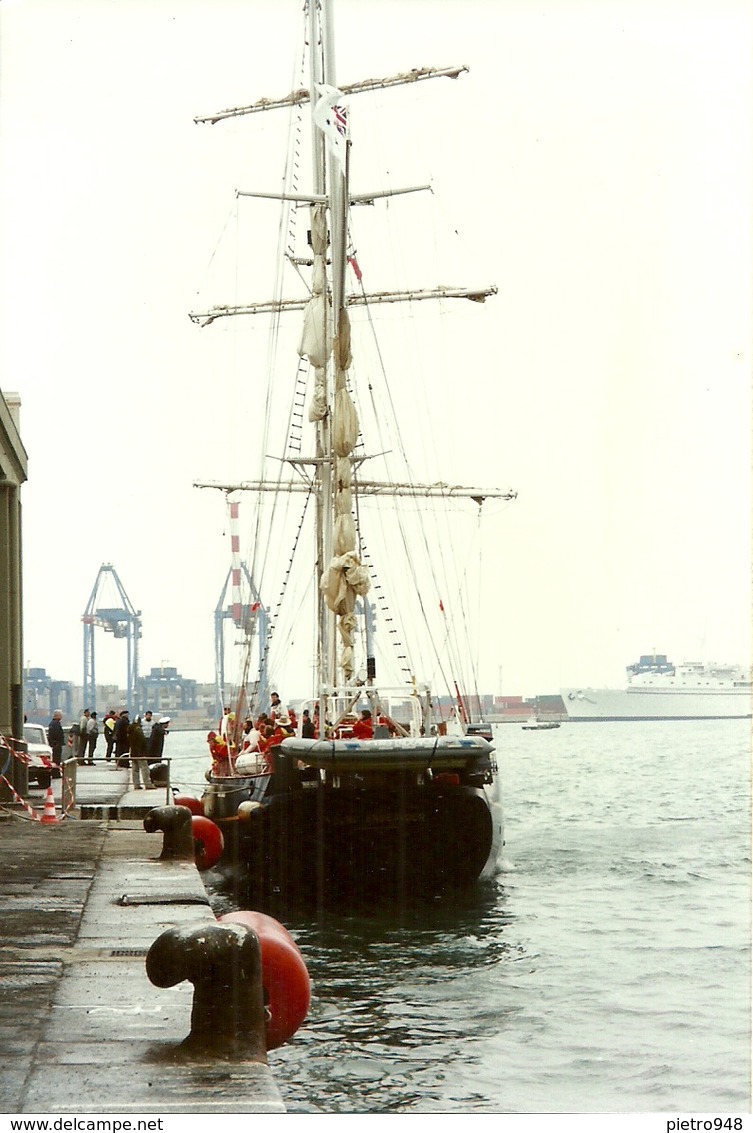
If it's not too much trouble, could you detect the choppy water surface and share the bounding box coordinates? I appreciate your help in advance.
[167,720,750,1113]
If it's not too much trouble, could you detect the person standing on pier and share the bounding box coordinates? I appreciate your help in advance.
[128,715,151,790]
[77,708,90,763]
[114,710,130,765]
[47,710,64,767]
[103,711,116,762]
[141,710,154,744]
[85,712,99,764]
[147,716,170,762]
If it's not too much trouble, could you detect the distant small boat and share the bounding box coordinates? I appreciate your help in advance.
[521,718,560,731]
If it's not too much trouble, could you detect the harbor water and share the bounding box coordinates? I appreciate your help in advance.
[165,719,750,1114]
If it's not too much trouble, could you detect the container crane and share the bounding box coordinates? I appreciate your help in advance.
[82,564,141,712]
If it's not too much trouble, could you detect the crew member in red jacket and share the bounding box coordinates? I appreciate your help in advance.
[352,709,374,740]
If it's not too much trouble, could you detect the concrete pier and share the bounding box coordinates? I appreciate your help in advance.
[0,765,286,1114]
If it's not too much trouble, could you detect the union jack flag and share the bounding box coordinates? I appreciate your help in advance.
[313,84,349,167]
[333,104,348,137]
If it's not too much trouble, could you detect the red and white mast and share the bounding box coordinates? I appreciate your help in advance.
[228,496,243,628]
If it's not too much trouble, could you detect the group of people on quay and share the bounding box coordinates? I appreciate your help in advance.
[51,707,171,790]
[207,692,378,777]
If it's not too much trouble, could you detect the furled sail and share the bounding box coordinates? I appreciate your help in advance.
[301,204,329,420]
[309,86,370,683]
[324,315,371,682]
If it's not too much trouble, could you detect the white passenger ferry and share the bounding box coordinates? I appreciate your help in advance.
[562,654,752,721]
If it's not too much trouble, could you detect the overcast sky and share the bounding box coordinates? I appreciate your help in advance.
[1,0,750,700]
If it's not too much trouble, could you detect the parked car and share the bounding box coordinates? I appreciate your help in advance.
[23,723,58,789]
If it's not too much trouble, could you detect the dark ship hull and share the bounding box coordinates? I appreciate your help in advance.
[203,739,500,910]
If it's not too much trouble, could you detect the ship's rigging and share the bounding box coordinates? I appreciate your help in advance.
[190,17,515,719]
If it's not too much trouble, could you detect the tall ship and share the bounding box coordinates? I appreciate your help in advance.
[562,654,752,721]
[189,0,514,906]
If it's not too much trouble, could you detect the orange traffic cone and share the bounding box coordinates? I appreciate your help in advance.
[40,785,60,825]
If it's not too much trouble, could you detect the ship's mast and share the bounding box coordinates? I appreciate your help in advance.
[322,0,345,692]
[191,0,516,715]
[313,0,372,696]
[308,1,335,694]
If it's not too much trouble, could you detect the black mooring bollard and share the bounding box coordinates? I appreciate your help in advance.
[143,804,194,861]
[146,921,267,1061]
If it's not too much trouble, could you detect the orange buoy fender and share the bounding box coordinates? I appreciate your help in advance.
[174,794,205,816]
[219,910,311,1049]
[191,815,224,870]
